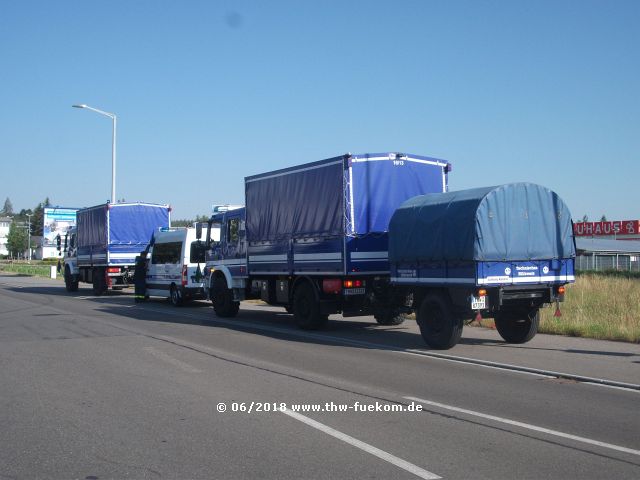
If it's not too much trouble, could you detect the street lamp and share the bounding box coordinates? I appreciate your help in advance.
[72,104,117,203]
[25,213,32,262]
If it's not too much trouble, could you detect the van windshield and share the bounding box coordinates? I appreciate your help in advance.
[190,241,206,263]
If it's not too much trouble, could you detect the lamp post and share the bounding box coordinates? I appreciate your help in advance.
[72,104,117,203]
[25,213,32,262]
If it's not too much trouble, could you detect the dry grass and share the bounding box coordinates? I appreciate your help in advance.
[538,274,640,343]
[474,274,640,343]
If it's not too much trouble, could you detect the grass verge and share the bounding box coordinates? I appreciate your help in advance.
[0,263,57,278]
[538,273,640,343]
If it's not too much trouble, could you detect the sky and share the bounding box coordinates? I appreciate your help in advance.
[0,0,638,221]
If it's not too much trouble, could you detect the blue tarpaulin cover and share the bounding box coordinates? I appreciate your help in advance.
[77,203,170,248]
[245,157,345,242]
[389,183,576,262]
[77,205,107,248]
[350,153,448,235]
[109,204,170,244]
[245,153,449,242]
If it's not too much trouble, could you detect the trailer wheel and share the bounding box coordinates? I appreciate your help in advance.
[293,283,328,330]
[170,285,184,307]
[92,268,106,296]
[211,276,239,318]
[64,266,78,292]
[374,309,406,326]
[494,308,540,344]
[417,293,463,349]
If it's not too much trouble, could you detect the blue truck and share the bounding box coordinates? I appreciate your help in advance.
[204,152,450,327]
[204,154,576,349]
[389,183,576,348]
[62,202,171,295]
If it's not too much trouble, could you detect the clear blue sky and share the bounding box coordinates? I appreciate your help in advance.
[1,0,638,221]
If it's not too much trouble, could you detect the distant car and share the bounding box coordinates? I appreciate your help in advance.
[145,227,209,306]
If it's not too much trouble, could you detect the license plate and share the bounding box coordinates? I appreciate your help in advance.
[471,295,486,310]
[343,288,366,296]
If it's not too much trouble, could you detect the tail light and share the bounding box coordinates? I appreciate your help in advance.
[477,288,487,297]
[182,265,188,286]
[343,279,364,288]
[557,286,566,295]
[107,267,120,273]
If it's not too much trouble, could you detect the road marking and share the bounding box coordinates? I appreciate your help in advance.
[405,396,640,457]
[143,346,202,373]
[281,409,441,479]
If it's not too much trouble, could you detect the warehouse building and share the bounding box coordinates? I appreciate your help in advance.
[575,238,640,272]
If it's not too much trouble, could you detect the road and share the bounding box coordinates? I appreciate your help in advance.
[0,273,639,479]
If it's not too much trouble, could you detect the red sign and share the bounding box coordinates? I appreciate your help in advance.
[573,220,640,236]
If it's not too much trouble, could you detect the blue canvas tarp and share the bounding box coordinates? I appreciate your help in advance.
[245,153,450,243]
[77,205,108,248]
[245,157,345,242]
[389,183,576,262]
[349,153,449,235]
[109,204,170,245]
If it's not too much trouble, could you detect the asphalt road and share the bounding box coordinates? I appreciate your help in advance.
[1,273,639,479]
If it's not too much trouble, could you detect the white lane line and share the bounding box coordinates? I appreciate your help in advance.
[281,409,441,479]
[143,346,202,373]
[405,396,640,457]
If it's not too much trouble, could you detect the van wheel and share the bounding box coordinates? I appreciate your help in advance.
[495,308,540,344]
[293,283,328,330]
[64,266,79,292]
[211,277,239,317]
[170,285,183,306]
[374,309,406,326]
[92,268,106,296]
[417,292,463,349]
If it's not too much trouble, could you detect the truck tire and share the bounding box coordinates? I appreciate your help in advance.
[170,284,184,307]
[211,276,239,317]
[417,293,463,349]
[374,309,406,326]
[92,268,107,296]
[495,308,540,344]
[293,283,328,330]
[64,266,79,292]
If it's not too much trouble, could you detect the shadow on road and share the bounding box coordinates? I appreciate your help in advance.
[4,282,639,359]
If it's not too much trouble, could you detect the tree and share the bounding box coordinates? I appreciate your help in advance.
[31,198,51,237]
[581,214,589,223]
[6,222,27,258]
[1,197,13,216]
[600,215,607,222]
[172,215,210,228]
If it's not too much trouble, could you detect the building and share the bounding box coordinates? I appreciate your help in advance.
[0,216,11,257]
[575,238,640,272]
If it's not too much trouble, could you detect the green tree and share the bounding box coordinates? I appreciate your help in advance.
[172,215,210,228]
[1,197,13,216]
[7,222,27,258]
[31,198,51,237]
[581,214,589,223]
[600,215,607,222]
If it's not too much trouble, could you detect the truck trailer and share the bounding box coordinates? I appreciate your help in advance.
[62,202,170,295]
[204,152,450,328]
[388,183,576,348]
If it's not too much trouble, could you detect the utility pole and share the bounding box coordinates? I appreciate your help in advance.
[25,213,32,262]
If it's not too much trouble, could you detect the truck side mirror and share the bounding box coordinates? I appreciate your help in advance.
[205,220,212,246]
[196,222,203,240]
[63,233,68,251]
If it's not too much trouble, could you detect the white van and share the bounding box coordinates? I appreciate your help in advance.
[146,227,211,306]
